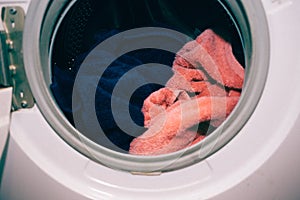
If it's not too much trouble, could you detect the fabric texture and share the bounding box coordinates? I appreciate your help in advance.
[129,29,244,155]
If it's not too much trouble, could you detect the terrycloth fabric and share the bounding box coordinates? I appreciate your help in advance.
[142,88,191,128]
[173,29,244,89]
[129,29,244,155]
[129,96,240,155]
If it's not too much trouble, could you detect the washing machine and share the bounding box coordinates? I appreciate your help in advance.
[0,0,300,199]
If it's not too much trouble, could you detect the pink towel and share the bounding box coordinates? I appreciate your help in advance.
[130,97,240,155]
[174,29,244,89]
[129,29,244,156]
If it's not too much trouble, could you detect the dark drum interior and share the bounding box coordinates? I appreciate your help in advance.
[51,0,245,153]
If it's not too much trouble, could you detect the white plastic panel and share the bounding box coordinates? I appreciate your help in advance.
[205,1,300,199]
[0,106,92,200]
[1,0,300,199]
[0,137,89,200]
[262,0,293,13]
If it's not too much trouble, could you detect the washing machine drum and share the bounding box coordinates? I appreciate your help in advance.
[51,0,245,152]
[23,0,270,172]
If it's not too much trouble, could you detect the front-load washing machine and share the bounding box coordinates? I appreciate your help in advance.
[0,0,300,199]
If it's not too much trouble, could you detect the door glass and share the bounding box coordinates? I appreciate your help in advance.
[50,0,245,155]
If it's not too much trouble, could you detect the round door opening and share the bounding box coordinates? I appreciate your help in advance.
[23,0,269,171]
[51,0,245,155]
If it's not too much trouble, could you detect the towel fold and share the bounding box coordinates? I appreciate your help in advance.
[129,29,244,155]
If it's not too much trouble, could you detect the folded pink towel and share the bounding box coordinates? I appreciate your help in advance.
[129,29,244,156]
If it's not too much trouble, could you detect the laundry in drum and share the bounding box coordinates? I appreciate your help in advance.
[51,28,244,154]
[129,29,244,156]
[51,29,175,152]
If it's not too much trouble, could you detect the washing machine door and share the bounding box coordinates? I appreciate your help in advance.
[19,0,269,172]
[20,0,264,172]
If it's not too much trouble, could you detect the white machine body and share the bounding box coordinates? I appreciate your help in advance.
[1,0,300,200]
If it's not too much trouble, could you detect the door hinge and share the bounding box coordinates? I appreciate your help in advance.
[0,6,34,110]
